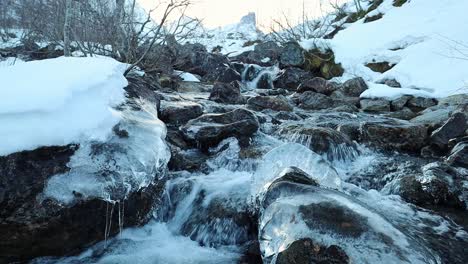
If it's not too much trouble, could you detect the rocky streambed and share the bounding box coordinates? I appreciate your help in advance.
[1,40,467,264]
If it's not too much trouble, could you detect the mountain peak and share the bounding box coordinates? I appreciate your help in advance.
[239,12,256,27]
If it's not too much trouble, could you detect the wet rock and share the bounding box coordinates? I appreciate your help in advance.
[277,124,359,161]
[125,73,162,110]
[332,104,360,113]
[256,72,275,89]
[292,91,336,110]
[359,120,428,152]
[270,167,319,187]
[297,77,339,95]
[209,82,245,104]
[159,101,204,126]
[0,145,165,262]
[168,145,208,172]
[391,95,412,111]
[385,107,418,120]
[247,95,293,112]
[360,98,391,112]
[181,109,259,151]
[273,111,302,121]
[276,238,349,264]
[280,42,305,67]
[446,142,468,167]
[274,67,314,91]
[407,97,437,112]
[430,113,467,149]
[177,43,231,77]
[204,66,241,83]
[395,164,466,210]
[410,108,453,127]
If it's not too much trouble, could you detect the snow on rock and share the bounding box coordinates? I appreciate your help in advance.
[311,0,468,98]
[0,57,127,156]
[174,70,200,82]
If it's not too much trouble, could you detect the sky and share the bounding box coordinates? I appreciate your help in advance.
[137,0,347,30]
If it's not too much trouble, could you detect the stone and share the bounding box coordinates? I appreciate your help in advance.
[277,124,359,161]
[360,98,391,112]
[246,41,282,66]
[247,95,293,112]
[359,120,428,152]
[209,82,245,104]
[391,95,412,111]
[274,67,314,91]
[0,145,165,262]
[297,77,339,95]
[204,66,241,83]
[385,107,417,120]
[337,77,368,97]
[446,141,468,167]
[159,101,204,126]
[280,41,305,67]
[365,61,395,73]
[276,238,349,264]
[407,97,437,112]
[181,109,259,151]
[377,78,402,88]
[430,113,467,149]
[292,91,336,110]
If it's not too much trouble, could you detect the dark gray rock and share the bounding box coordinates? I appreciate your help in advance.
[385,107,418,120]
[256,72,275,89]
[159,101,204,126]
[430,113,467,149]
[0,146,164,262]
[339,77,368,97]
[391,95,412,111]
[407,97,437,112]
[209,82,245,104]
[276,238,349,264]
[246,41,282,66]
[247,95,293,112]
[360,98,391,112]
[181,109,259,151]
[280,42,305,67]
[292,91,336,110]
[446,142,468,167]
[274,67,314,91]
[277,124,359,161]
[359,120,428,152]
[297,77,339,95]
[204,66,241,83]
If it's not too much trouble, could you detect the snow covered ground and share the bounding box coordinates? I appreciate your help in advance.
[319,0,468,99]
[0,57,127,156]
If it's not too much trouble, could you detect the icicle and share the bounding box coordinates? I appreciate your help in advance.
[104,202,109,246]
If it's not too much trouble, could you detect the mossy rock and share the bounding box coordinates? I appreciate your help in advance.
[303,48,344,79]
[393,0,408,7]
[321,62,344,80]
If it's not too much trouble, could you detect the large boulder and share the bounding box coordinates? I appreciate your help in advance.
[280,42,305,67]
[203,66,242,83]
[277,124,360,161]
[0,145,165,262]
[159,101,204,126]
[430,113,467,149]
[446,141,468,167]
[360,98,391,112]
[247,95,293,112]
[292,91,337,110]
[358,120,428,152]
[389,162,466,210]
[209,82,245,104]
[180,109,259,151]
[274,67,314,91]
[276,238,349,264]
[336,77,368,97]
[297,77,339,95]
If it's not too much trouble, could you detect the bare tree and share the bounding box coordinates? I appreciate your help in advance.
[63,0,73,56]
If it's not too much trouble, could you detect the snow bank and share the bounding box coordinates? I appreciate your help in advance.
[326,0,468,98]
[0,57,127,156]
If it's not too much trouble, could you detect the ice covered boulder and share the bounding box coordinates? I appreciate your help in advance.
[0,57,170,262]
